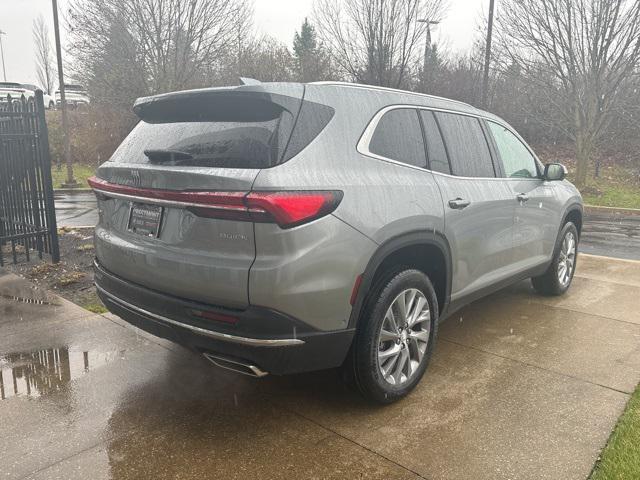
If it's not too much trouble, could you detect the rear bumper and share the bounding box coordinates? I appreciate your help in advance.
[94,260,354,375]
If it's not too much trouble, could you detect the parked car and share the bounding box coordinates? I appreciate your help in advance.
[55,84,90,108]
[0,82,35,104]
[21,84,55,109]
[89,81,583,403]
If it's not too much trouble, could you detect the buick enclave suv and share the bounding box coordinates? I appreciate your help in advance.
[90,81,582,403]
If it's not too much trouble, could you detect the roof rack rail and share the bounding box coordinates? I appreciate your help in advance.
[309,81,473,109]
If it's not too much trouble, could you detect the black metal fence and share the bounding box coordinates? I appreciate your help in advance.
[0,91,59,266]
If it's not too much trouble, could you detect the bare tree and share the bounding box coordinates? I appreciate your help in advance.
[67,0,250,104]
[32,15,56,94]
[313,0,447,88]
[497,0,640,188]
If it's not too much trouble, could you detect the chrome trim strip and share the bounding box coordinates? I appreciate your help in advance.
[92,189,251,212]
[95,284,305,347]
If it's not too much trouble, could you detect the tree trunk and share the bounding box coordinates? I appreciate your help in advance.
[574,132,590,189]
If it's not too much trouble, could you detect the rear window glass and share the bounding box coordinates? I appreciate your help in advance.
[369,108,426,168]
[110,93,334,169]
[110,114,292,169]
[435,112,495,178]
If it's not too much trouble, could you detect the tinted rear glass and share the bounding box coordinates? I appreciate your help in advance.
[369,108,426,168]
[419,110,450,174]
[434,112,495,178]
[110,115,292,169]
[111,91,333,169]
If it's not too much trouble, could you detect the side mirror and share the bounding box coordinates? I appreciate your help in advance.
[544,163,567,181]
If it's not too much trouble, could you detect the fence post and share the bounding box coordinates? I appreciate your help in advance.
[35,90,60,263]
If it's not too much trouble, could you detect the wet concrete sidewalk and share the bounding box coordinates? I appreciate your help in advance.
[1,254,639,479]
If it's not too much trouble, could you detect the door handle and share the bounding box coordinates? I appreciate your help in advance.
[516,193,529,203]
[448,198,471,210]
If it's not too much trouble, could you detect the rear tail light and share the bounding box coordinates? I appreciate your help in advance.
[245,191,343,228]
[88,176,342,229]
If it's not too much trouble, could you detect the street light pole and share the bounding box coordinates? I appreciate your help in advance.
[481,0,496,108]
[0,30,7,82]
[51,0,77,186]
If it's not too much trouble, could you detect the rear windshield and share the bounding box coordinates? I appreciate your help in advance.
[111,116,291,169]
[109,92,334,169]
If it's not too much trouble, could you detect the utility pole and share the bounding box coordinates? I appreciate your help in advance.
[481,0,496,108]
[51,0,77,186]
[418,19,440,72]
[0,30,7,82]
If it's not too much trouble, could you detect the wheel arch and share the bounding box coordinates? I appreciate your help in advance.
[348,231,452,329]
[562,203,583,236]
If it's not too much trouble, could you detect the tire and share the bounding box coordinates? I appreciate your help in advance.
[531,222,578,296]
[348,268,438,404]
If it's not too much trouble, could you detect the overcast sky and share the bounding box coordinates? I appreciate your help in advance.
[1,0,490,86]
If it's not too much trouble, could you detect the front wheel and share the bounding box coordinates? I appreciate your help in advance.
[531,222,578,296]
[349,269,438,404]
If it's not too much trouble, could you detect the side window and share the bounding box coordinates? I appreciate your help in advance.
[434,112,495,178]
[487,122,538,178]
[419,110,450,174]
[368,108,426,168]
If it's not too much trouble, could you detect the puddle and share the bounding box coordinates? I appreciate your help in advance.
[0,347,121,400]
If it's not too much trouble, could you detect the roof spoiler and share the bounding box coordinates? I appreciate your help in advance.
[132,84,305,123]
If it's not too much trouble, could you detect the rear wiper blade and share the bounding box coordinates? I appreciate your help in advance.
[143,149,193,162]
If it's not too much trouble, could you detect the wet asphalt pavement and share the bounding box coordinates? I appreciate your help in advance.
[54,192,640,260]
[54,191,98,228]
[580,209,640,260]
[2,254,640,479]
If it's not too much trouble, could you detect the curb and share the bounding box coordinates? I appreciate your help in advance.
[54,188,91,194]
[584,204,640,215]
[580,253,640,264]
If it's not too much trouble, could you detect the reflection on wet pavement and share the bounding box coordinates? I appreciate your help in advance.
[0,347,120,400]
[1,255,639,479]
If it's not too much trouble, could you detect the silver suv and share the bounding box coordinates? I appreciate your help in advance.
[90,81,582,403]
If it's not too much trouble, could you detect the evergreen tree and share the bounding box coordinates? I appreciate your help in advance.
[293,18,333,82]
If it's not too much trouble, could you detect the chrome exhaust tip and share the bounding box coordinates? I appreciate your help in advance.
[203,353,269,378]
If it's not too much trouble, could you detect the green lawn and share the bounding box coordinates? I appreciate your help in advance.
[573,165,640,209]
[50,164,95,189]
[591,384,640,479]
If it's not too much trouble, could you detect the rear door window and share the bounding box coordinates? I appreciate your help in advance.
[419,110,450,174]
[368,108,426,168]
[434,112,495,178]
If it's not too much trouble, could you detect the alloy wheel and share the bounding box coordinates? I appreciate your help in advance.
[377,288,431,386]
[557,231,576,286]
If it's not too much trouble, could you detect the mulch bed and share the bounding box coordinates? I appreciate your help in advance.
[4,227,103,313]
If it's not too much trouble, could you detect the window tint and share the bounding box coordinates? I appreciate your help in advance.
[488,122,538,178]
[108,94,335,169]
[369,108,426,168]
[110,115,291,169]
[434,112,495,178]
[419,110,450,174]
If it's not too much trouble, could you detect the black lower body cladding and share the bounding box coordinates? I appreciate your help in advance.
[94,260,354,375]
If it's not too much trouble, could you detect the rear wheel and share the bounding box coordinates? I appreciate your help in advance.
[349,269,438,404]
[531,222,578,296]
